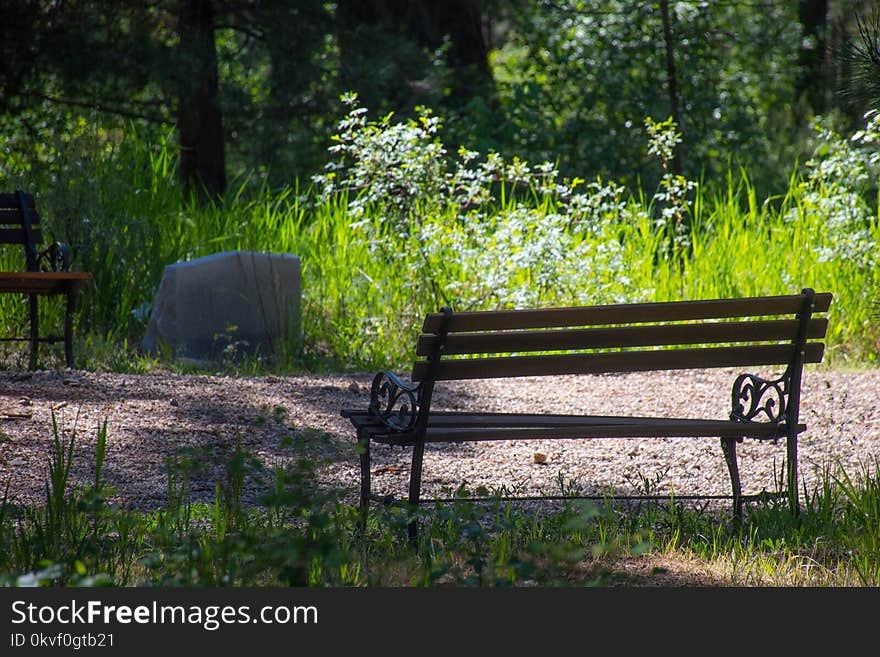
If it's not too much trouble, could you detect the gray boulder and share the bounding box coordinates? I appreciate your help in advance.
[142,251,301,361]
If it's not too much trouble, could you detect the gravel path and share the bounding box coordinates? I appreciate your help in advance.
[0,366,878,513]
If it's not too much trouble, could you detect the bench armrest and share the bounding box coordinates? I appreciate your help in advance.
[730,372,789,424]
[34,241,73,272]
[368,370,422,432]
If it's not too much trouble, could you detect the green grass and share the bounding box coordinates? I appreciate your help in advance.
[1,420,879,587]
[0,122,877,371]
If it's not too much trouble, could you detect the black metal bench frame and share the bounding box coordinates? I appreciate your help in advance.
[342,289,832,541]
[0,190,93,369]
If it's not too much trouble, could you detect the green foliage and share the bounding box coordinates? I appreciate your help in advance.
[2,97,878,369]
[314,93,449,225]
[3,0,866,198]
[840,3,880,112]
[790,110,880,270]
[306,99,879,366]
[491,0,808,194]
[644,115,697,258]
[2,420,880,587]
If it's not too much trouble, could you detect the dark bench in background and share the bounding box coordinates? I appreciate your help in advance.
[0,190,93,369]
[343,289,832,541]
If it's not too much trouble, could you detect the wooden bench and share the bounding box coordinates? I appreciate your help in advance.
[0,190,93,369]
[342,289,832,540]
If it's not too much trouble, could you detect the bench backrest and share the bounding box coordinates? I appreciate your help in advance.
[0,190,43,271]
[412,290,832,382]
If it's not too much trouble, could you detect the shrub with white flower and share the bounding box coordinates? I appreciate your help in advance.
[787,111,880,270]
[313,94,644,311]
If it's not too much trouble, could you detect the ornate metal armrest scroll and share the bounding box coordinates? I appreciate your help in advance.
[368,371,421,431]
[35,242,73,272]
[730,372,790,423]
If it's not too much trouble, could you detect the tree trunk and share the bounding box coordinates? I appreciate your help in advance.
[335,0,494,108]
[797,0,828,114]
[659,0,683,175]
[259,1,329,167]
[334,0,407,108]
[177,0,226,202]
[409,0,495,102]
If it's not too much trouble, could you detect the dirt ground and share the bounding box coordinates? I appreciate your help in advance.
[2,365,877,586]
[1,366,877,513]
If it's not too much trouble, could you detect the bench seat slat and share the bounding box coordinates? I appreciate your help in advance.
[0,213,40,226]
[0,272,93,295]
[415,421,794,442]
[416,318,829,356]
[0,228,42,244]
[0,193,36,209]
[343,408,797,429]
[341,413,799,444]
[412,343,825,381]
[343,409,726,424]
[422,293,833,333]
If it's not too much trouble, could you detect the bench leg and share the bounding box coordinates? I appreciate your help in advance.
[407,440,426,546]
[357,429,371,537]
[28,293,38,371]
[64,291,76,369]
[721,437,743,519]
[787,433,800,516]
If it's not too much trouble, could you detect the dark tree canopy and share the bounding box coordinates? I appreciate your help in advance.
[1,0,876,200]
[176,0,226,200]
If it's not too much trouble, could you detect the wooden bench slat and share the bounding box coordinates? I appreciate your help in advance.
[0,193,36,209]
[422,293,833,333]
[343,409,797,430]
[0,215,41,227]
[0,272,93,295]
[416,318,829,356]
[0,228,42,245]
[417,420,795,442]
[0,273,93,281]
[412,343,825,381]
[358,419,800,445]
[424,412,777,427]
